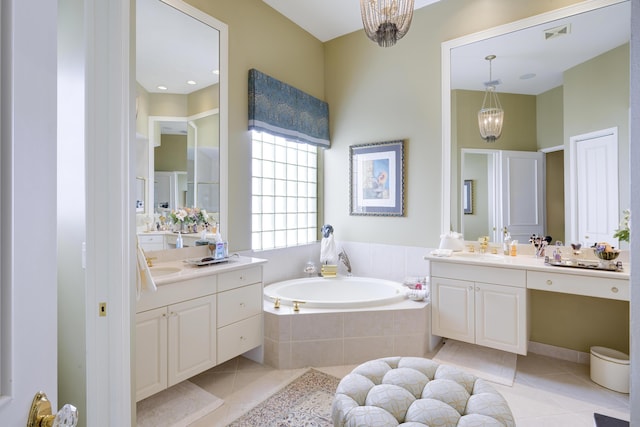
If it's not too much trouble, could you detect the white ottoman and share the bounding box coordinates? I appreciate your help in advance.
[332,356,515,427]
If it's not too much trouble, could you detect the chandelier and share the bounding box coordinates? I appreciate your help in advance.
[478,55,504,142]
[360,0,415,48]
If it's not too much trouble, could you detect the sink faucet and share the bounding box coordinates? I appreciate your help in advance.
[479,236,489,254]
[338,249,352,275]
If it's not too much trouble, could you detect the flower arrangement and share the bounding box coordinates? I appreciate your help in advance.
[613,209,631,243]
[169,207,209,226]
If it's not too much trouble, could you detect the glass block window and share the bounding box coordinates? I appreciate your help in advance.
[251,130,318,251]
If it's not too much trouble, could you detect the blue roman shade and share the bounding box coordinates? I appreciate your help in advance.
[248,69,330,148]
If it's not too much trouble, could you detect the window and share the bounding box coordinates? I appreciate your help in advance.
[251,130,318,250]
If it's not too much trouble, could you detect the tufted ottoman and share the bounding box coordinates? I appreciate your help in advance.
[332,356,515,427]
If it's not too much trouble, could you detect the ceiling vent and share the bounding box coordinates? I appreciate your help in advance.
[544,24,571,40]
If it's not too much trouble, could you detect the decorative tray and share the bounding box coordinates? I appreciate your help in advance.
[184,256,230,267]
[544,256,623,272]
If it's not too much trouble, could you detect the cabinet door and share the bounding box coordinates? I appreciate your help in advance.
[475,282,527,355]
[168,295,217,386]
[136,307,167,402]
[431,277,475,344]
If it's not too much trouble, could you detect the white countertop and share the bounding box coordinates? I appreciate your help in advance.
[148,253,267,286]
[424,250,629,280]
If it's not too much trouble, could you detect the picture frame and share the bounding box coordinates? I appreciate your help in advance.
[463,179,473,214]
[349,140,405,216]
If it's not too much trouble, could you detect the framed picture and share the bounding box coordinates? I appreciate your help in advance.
[463,179,473,214]
[349,140,405,216]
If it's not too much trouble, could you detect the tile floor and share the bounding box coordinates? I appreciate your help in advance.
[183,351,629,426]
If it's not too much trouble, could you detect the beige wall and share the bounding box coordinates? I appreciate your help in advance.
[185,0,326,250]
[537,86,564,149]
[323,0,582,247]
[155,134,187,171]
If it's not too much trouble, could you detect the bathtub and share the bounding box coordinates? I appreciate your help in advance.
[263,276,407,308]
[262,275,436,369]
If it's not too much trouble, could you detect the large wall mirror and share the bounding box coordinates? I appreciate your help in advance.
[136,0,228,233]
[441,0,630,247]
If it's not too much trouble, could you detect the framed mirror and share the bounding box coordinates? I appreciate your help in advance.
[136,0,228,233]
[441,0,630,246]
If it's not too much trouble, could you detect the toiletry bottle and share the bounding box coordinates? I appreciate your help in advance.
[176,232,183,249]
[503,228,511,255]
[510,240,517,256]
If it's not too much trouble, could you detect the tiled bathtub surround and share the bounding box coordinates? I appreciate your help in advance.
[263,302,432,369]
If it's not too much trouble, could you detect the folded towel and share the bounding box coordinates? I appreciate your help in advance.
[136,238,157,300]
[430,249,453,257]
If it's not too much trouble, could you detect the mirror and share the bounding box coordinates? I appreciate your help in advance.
[136,0,228,233]
[441,0,630,245]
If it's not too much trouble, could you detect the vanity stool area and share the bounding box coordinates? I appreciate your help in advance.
[332,356,514,427]
[425,251,630,361]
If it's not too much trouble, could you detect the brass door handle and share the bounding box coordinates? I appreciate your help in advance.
[28,391,78,427]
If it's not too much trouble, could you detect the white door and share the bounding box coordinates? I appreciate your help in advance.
[500,151,545,243]
[0,0,61,424]
[571,128,619,247]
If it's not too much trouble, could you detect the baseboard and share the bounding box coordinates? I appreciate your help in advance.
[528,341,590,365]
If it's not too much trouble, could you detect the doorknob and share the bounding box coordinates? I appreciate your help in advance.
[27,391,78,427]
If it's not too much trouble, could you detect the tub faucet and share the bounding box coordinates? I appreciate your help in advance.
[338,249,352,275]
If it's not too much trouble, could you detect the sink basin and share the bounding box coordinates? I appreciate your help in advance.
[149,266,182,277]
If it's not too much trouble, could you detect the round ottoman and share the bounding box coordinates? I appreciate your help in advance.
[332,356,515,427]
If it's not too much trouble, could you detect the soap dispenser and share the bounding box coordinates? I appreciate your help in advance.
[503,228,511,255]
[176,231,183,249]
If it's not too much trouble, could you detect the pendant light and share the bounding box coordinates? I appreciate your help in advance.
[478,55,504,142]
[360,0,414,48]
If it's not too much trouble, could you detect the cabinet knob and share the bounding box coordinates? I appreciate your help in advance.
[239,302,245,308]
[546,279,553,285]
[468,286,473,291]
[611,287,619,293]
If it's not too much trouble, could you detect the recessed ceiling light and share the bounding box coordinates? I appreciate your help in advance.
[520,73,537,80]
[157,85,168,90]
[212,69,219,75]
[187,80,196,85]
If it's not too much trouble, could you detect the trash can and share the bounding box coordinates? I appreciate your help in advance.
[590,346,629,393]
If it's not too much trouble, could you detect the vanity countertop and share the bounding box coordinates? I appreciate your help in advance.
[146,251,267,286]
[424,250,630,280]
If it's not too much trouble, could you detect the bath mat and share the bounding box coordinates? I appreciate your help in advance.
[136,380,224,427]
[226,368,340,427]
[433,339,517,386]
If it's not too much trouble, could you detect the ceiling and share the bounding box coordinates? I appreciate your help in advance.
[136,0,630,103]
[262,0,441,43]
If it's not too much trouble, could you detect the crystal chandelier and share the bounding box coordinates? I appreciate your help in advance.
[360,0,415,48]
[478,55,504,142]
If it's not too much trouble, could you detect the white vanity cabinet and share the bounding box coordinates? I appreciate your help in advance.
[135,260,265,402]
[431,261,528,355]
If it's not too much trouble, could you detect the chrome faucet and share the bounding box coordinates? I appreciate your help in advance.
[338,249,352,275]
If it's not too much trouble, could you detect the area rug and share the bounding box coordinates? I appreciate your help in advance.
[226,368,340,427]
[136,380,224,427]
[433,339,517,386]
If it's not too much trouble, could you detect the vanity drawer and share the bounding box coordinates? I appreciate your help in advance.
[139,234,165,251]
[217,283,263,327]
[431,261,526,287]
[217,314,263,364]
[527,271,629,301]
[218,266,262,292]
